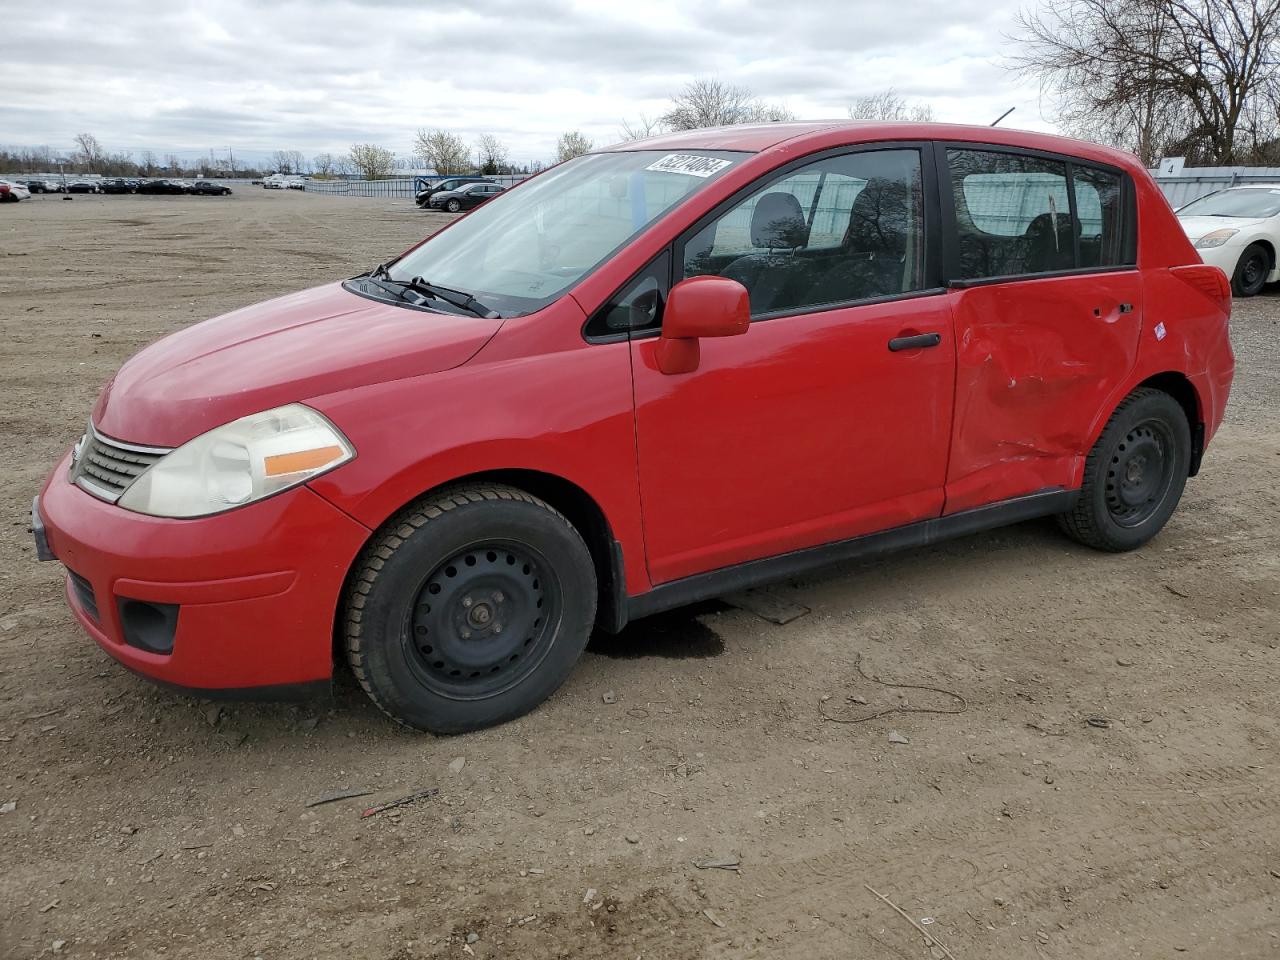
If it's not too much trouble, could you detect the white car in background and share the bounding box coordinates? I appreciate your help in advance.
[1177,185,1280,297]
[0,179,31,202]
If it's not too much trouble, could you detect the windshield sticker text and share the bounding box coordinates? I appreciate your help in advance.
[645,154,733,178]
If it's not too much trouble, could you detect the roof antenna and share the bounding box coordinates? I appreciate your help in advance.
[991,107,1015,127]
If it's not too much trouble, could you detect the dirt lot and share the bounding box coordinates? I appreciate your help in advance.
[2,189,1279,960]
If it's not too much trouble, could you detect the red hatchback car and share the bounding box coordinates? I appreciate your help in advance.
[35,122,1234,732]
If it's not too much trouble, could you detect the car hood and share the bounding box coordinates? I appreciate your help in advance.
[93,281,503,447]
[1178,214,1267,240]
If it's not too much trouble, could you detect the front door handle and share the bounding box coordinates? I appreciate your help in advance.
[888,332,942,352]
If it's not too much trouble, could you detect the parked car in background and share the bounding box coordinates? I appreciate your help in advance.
[136,179,187,195]
[0,179,31,202]
[33,123,1234,734]
[22,178,60,193]
[66,180,102,194]
[1177,184,1280,296]
[262,174,287,189]
[188,181,233,196]
[415,176,493,207]
[285,177,306,190]
[99,178,136,194]
[428,181,505,212]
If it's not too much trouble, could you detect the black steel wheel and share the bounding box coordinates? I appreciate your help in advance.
[405,541,559,699]
[1103,419,1176,527]
[1232,243,1269,297]
[345,484,596,733]
[1058,387,1191,552]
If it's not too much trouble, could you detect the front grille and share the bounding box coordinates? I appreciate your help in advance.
[70,424,169,503]
[68,570,99,623]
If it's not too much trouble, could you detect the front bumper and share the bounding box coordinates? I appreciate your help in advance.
[37,451,371,694]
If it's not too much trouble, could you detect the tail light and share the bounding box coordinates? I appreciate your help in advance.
[1172,264,1231,309]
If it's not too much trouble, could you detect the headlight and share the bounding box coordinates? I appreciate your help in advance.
[117,404,354,518]
[1195,228,1239,249]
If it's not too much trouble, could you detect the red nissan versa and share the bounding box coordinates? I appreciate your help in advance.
[34,122,1234,733]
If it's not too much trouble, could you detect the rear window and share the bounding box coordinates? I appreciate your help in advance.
[947,148,1134,280]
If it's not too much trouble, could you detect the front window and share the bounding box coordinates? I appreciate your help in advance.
[1179,188,1280,219]
[680,148,927,317]
[389,150,745,316]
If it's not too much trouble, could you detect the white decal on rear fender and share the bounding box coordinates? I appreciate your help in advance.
[645,154,733,177]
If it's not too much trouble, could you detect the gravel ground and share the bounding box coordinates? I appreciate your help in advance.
[2,189,1278,960]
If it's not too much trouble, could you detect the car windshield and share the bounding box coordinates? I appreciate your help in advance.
[389,150,746,316]
[1179,188,1280,219]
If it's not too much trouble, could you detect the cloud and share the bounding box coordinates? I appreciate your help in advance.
[0,0,1055,165]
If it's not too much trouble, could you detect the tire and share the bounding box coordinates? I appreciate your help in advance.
[1057,387,1191,552]
[1231,242,1269,297]
[446,198,461,212]
[344,484,597,733]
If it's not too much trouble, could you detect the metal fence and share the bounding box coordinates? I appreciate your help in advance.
[304,174,530,198]
[1151,166,1280,208]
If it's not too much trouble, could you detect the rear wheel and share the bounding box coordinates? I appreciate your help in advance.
[1057,388,1191,552]
[344,484,596,733]
[1232,242,1269,297]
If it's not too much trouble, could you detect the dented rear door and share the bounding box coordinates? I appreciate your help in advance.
[942,273,1142,512]
[935,143,1142,513]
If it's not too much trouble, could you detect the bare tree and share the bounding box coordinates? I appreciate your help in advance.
[138,150,158,177]
[476,133,509,174]
[74,133,104,172]
[661,77,794,130]
[555,130,594,162]
[617,113,667,142]
[849,89,935,122]
[271,150,294,174]
[1011,0,1280,165]
[347,143,396,180]
[312,153,335,178]
[414,128,472,175]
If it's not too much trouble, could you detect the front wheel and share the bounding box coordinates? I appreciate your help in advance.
[446,198,461,212]
[1232,242,1270,297]
[344,484,597,733]
[1057,387,1191,552]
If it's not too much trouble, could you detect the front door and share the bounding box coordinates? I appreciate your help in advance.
[628,146,957,585]
[937,146,1143,512]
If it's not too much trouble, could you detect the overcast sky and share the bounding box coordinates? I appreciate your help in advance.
[0,0,1054,166]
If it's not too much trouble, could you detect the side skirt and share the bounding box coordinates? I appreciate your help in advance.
[623,488,1077,625]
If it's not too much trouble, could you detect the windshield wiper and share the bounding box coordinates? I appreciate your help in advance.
[401,276,501,319]
[357,264,501,319]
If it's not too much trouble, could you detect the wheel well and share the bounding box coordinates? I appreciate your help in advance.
[337,470,624,652]
[1136,372,1204,475]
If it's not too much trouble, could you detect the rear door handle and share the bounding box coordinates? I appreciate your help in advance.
[888,332,942,352]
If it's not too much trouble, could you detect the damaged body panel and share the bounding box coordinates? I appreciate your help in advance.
[944,271,1143,513]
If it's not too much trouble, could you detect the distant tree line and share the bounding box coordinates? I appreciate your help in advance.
[24,19,1280,190]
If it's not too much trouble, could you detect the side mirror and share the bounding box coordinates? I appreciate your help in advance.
[654,276,750,375]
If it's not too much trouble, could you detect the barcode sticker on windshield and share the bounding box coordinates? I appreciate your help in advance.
[645,154,733,178]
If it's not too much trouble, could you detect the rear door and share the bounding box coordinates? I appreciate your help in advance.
[625,145,957,585]
[937,145,1142,513]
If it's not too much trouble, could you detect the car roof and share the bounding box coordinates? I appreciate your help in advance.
[599,120,1141,170]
